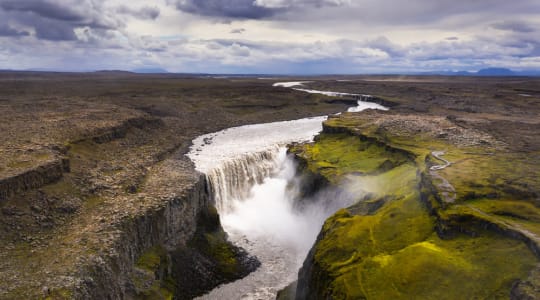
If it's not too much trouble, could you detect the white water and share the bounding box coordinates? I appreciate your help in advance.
[293,88,359,97]
[348,101,389,112]
[188,116,326,213]
[193,149,341,300]
[188,122,330,299]
[272,81,310,87]
[275,80,388,113]
[188,83,388,299]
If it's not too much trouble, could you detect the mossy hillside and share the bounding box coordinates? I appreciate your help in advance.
[289,133,410,185]
[354,233,535,299]
[295,116,539,299]
[438,151,539,202]
[307,162,436,299]
[325,112,539,200]
[317,208,536,299]
[425,148,540,245]
[326,113,540,233]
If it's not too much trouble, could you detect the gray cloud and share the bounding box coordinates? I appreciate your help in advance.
[34,18,77,40]
[174,0,277,19]
[0,0,122,41]
[261,0,540,29]
[0,0,539,73]
[0,0,84,22]
[0,24,29,37]
[230,28,246,34]
[491,21,536,33]
[253,0,351,9]
[173,0,351,19]
[117,5,160,20]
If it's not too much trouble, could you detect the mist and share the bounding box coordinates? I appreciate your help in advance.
[221,148,350,258]
[196,147,356,299]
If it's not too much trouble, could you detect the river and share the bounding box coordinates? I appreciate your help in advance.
[187,83,387,299]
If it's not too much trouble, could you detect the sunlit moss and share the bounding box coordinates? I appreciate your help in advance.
[296,115,539,299]
[289,133,409,184]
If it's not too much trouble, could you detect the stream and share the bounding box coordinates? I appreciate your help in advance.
[187,82,388,299]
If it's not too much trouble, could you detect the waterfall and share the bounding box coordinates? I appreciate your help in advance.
[187,116,327,214]
[186,94,389,299]
[205,146,282,213]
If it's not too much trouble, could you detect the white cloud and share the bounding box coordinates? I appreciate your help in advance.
[0,0,538,73]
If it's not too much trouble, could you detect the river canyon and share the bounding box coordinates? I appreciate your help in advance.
[1,73,540,299]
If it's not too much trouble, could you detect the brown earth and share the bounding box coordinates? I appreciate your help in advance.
[1,72,539,299]
[0,72,350,299]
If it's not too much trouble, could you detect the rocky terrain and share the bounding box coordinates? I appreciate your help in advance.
[0,72,349,299]
[1,72,539,299]
[286,78,540,299]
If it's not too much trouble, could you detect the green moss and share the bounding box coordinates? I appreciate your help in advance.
[41,179,80,197]
[290,133,409,184]
[7,160,36,169]
[135,281,173,300]
[315,165,434,274]
[133,245,175,299]
[43,288,72,300]
[136,245,166,272]
[6,152,53,170]
[297,116,539,299]
[68,140,97,157]
[82,195,106,209]
[183,205,243,277]
[206,232,239,274]
[349,233,535,300]
[439,152,539,203]
[467,199,540,222]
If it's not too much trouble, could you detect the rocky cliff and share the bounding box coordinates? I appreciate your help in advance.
[290,111,540,299]
[1,116,259,299]
[0,74,350,299]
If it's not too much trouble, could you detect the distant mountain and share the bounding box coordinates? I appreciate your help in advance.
[94,70,134,74]
[132,67,169,74]
[476,68,515,76]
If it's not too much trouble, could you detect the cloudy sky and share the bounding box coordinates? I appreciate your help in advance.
[0,0,539,74]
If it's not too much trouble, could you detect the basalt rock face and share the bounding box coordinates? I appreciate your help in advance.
[90,117,163,144]
[65,162,259,300]
[171,206,260,299]
[0,157,69,201]
[72,174,212,299]
[292,111,540,300]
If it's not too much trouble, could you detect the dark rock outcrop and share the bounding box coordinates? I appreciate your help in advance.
[0,157,69,201]
[66,174,258,299]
